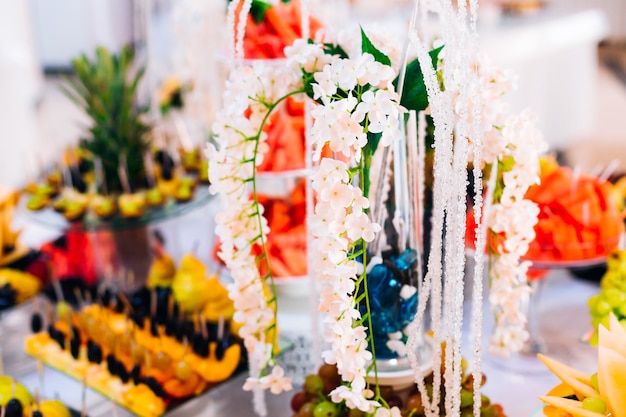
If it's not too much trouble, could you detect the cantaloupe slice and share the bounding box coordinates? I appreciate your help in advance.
[597,346,626,417]
[537,354,595,399]
[606,314,626,356]
[538,397,604,417]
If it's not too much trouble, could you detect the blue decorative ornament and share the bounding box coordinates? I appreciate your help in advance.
[359,248,419,359]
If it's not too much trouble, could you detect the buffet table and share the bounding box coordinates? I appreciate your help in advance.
[0,267,599,417]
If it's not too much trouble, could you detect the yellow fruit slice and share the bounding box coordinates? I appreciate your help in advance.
[606,314,626,357]
[538,397,603,417]
[191,343,241,383]
[597,346,626,417]
[597,325,626,362]
[39,399,71,417]
[547,382,576,398]
[537,354,596,399]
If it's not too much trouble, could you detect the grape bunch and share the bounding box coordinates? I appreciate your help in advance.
[289,363,507,417]
[587,250,626,345]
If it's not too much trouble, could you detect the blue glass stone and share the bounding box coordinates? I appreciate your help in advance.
[357,248,420,359]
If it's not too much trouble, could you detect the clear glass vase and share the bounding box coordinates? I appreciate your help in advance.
[359,116,426,367]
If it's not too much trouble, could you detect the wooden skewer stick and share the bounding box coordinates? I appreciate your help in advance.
[81,375,87,417]
[37,351,45,396]
[201,312,208,341]
[143,152,157,189]
[217,315,225,342]
[150,288,157,318]
[94,157,107,195]
[74,287,85,311]
[117,154,133,195]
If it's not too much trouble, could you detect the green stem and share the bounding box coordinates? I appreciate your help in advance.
[359,150,381,402]
[249,88,305,359]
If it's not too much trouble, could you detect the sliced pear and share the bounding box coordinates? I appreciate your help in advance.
[537,354,596,398]
[538,396,604,417]
[597,346,626,417]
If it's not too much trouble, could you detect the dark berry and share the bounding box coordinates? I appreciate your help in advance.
[150,320,159,337]
[131,364,141,385]
[143,377,166,398]
[32,411,44,417]
[71,325,81,341]
[165,318,177,337]
[70,337,80,359]
[93,344,103,363]
[30,313,43,333]
[106,354,118,376]
[5,398,23,417]
[118,362,130,383]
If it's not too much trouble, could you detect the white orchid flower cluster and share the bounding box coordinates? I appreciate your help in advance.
[453,61,548,357]
[287,38,405,414]
[208,59,303,404]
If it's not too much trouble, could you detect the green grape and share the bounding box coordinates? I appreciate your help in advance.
[618,304,626,317]
[480,394,491,406]
[460,389,474,408]
[589,331,599,346]
[600,315,611,329]
[604,288,626,308]
[582,397,606,414]
[480,404,497,417]
[590,373,599,392]
[595,299,612,316]
[313,401,339,417]
[304,374,324,396]
[587,293,601,309]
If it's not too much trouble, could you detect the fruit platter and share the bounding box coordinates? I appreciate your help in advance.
[23,146,212,232]
[523,159,624,267]
[23,45,212,232]
[24,253,247,417]
[537,314,626,417]
[0,374,84,417]
[466,157,625,267]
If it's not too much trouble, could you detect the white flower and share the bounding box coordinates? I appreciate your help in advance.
[330,386,377,412]
[344,212,381,242]
[320,182,354,209]
[285,39,332,73]
[258,366,293,395]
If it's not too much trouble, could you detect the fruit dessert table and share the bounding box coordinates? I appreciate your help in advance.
[0,267,599,417]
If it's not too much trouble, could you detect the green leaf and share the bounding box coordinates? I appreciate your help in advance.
[360,27,391,66]
[366,131,382,157]
[323,43,349,59]
[250,1,272,24]
[393,45,444,112]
